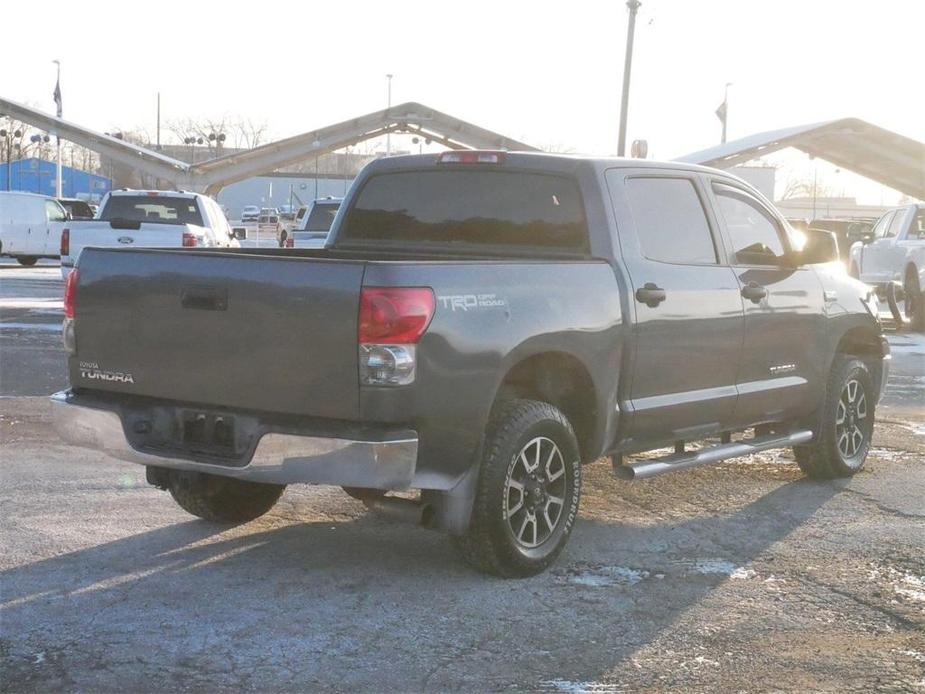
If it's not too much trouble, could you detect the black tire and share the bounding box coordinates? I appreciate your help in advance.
[167,471,285,523]
[793,356,875,479]
[904,272,925,333]
[16,256,37,266]
[455,399,582,578]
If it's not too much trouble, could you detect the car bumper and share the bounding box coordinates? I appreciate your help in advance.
[50,390,418,489]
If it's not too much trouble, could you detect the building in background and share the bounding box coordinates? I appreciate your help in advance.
[0,158,111,201]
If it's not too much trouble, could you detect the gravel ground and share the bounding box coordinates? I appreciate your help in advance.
[1,397,923,692]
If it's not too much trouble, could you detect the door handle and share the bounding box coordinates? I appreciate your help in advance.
[741,282,767,303]
[635,282,666,307]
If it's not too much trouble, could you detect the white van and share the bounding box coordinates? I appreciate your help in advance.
[0,191,69,265]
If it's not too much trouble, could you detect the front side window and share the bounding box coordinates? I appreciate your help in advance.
[713,184,788,265]
[885,209,908,238]
[624,177,717,264]
[872,211,894,239]
[341,170,588,252]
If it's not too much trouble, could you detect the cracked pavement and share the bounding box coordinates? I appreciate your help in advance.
[1,398,922,692]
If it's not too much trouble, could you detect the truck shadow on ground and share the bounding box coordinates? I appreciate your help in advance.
[1,477,842,690]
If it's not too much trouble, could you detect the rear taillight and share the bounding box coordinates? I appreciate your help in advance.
[359,287,435,344]
[285,237,294,248]
[437,150,505,165]
[63,269,78,319]
[358,287,435,386]
[60,228,70,256]
[182,232,198,247]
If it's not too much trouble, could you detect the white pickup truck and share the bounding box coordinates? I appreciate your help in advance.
[60,190,241,278]
[282,197,342,248]
[849,203,925,331]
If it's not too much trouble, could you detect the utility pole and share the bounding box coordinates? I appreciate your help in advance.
[386,73,393,156]
[617,0,641,157]
[156,92,161,150]
[53,60,62,197]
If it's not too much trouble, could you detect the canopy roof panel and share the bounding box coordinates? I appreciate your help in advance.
[677,118,924,200]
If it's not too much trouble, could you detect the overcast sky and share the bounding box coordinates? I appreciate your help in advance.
[2,0,921,202]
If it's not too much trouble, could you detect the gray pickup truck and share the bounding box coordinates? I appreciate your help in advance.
[53,151,890,577]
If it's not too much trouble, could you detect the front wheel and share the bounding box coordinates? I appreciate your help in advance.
[455,399,582,578]
[904,273,925,332]
[16,256,38,266]
[793,356,875,479]
[167,471,285,523]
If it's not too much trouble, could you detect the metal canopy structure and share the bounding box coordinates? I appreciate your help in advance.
[677,117,924,200]
[0,97,538,194]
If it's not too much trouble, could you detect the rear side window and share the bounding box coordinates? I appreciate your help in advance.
[624,177,717,264]
[341,170,588,252]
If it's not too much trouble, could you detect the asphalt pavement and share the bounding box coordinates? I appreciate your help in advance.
[1,259,923,691]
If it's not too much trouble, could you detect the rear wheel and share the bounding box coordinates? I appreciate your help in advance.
[455,399,581,578]
[16,256,37,266]
[167,471,285,523]
[793,356,875,479]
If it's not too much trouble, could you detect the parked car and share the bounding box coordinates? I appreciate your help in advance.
[60,190,242,278]
[57,198,96,221]
[808,218,875,263]
[279,197,341,248]
[240,205,260,222]
[51,152,888,578]
[0,191,68,265]
[848,203,925,330]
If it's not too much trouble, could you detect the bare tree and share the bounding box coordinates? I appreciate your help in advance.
[780,175,837,200]
[231,118,268,150]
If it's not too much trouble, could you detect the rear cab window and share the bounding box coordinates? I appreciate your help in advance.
[100,196,204,227]
[339,169,589,254]
[304,203,340,232]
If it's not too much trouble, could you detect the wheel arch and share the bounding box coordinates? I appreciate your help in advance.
[833,325,885,396]
[492,350,601,463]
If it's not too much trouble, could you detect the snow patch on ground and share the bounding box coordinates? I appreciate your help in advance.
[540,679,624,693]
[869,566,925,605]
[560,564,649,587]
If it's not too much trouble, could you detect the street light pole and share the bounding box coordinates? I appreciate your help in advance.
[386,73,393,156]
[53,60,62,198]
[617,0,641,157]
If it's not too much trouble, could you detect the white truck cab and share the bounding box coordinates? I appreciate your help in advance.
[0,191,69,265]
[61,190,241,278]
[849,204,925,331]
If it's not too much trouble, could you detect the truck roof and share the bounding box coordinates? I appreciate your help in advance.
[370,151,729,174]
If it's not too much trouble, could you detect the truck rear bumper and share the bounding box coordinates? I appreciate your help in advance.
[50,390,418,489]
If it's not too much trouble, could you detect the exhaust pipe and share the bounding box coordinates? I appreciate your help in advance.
[364,496,430,525]
[613,430,813,481]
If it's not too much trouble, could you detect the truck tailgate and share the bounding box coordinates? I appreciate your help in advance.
[72,248,365,419]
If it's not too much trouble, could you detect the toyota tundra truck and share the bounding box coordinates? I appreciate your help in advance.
[52,151,890,577]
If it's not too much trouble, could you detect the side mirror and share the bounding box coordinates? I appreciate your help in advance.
[232,228,246,240]
[797,228,839,265]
